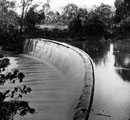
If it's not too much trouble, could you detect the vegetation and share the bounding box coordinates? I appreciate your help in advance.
[0,0,130,118]
[0,55,35,119]
[0,0,130,51]
[114,0,130,38]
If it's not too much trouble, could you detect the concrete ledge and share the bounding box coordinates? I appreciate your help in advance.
[23,38,95,120]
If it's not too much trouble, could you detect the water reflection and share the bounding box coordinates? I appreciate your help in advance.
[116,69,130,81]
[81,40,130,82]
[114,52,130,68]
[66,38,110,65]
[87,40,130,120]
[113,41,130,82]
[83,40,110,65]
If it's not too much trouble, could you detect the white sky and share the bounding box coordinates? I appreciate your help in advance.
[13,0,115,13]
[33,0,115,8]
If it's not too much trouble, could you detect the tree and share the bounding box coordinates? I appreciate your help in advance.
[114,0,130,23]
[69,16,83,33]
[42,0,50,13]
[82,4,114,37]
[0,0,19,47]
[24,7,38,29]
[41,0,60,24]
[24,6,45,31]
[114,0,126,23]
[77,8,88,20]
[85,17,106,36]
[94,4,112,26]
[68,7,88,36]
[54,11,60,23]
[61,3,78,24]
[114,0,130,36]
[45,10,55,23]
[94,4,114,37]
[0,0,18,33]
[19,0,33,35]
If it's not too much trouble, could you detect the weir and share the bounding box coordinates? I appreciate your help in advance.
[23,39,95,120]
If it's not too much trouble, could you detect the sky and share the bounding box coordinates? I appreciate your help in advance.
[13,0,115,14]
[33,0,115,9]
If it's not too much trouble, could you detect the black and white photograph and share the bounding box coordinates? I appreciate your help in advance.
[0,0,130,120]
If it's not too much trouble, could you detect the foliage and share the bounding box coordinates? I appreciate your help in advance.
[42,0,50,14]
[85,17,106,36]
[0,101,35,119]
[1,0,129,45]
[61,3,78,24]
[85,4,113,37]
[77,8,88,21]
[19,0,33,35]
[94,3,113,30]
[24,7,40,28]
[0,56,35,120]
[114,0,130,37]
[69,16,83,34]
[45,10,55,23]
[0,0,22,50]
[68,3,113,38]
[38,10,46,23]
[114,0,127,23]
[0,0,18,33]
[24,6,45,36]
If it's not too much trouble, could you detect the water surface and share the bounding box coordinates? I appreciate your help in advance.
[87,41,130,120]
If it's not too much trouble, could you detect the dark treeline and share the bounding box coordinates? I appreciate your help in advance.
[0,0,130,51]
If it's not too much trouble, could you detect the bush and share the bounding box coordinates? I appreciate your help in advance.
[0,56,35,119]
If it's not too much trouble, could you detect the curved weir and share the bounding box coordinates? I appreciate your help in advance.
[19,39,95,120]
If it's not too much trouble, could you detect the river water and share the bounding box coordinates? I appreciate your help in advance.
[87,41,130,120]
[2,40,130,120]
[1,53,82,120]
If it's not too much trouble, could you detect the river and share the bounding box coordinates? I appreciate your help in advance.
[2,40,130,120]
[1,52,82,120]
[86,40,130,120]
